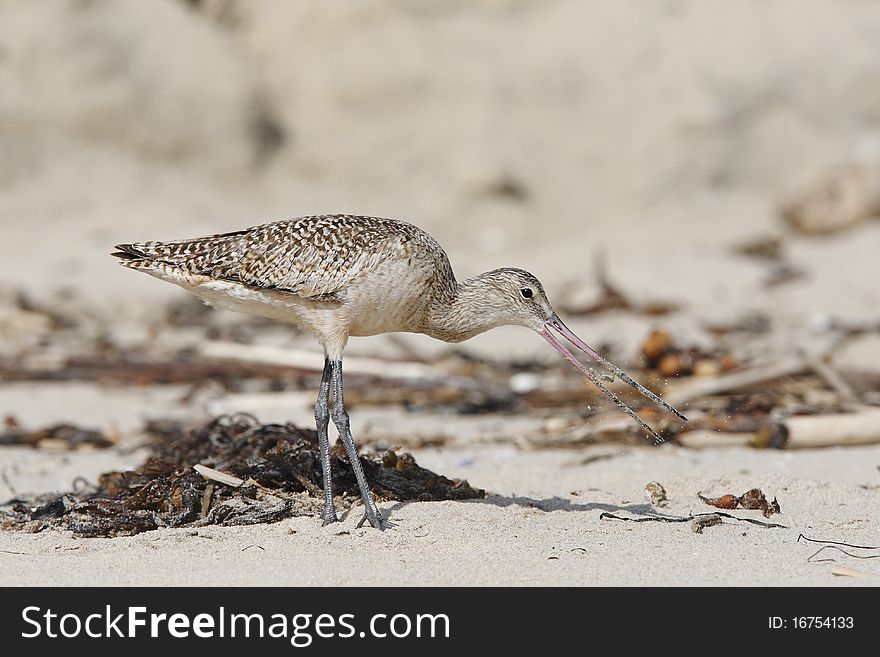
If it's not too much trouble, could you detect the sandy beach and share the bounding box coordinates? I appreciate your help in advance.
[2,441,879,586]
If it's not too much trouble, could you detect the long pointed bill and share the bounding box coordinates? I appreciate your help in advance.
[539,315,688,445]
[547,315,688,422]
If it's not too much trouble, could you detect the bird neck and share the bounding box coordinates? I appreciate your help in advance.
[423,272,502,343]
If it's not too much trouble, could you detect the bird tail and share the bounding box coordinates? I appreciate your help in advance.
[111,243,150,271]
[111,243,147,260]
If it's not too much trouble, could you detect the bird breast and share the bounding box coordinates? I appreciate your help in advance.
[343,257,436,336]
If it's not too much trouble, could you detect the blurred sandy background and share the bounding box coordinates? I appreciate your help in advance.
[1,0,879,585]
[3,0,880,338]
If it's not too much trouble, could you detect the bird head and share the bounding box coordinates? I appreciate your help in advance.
[472,268,555,331]
[467,267,688,443]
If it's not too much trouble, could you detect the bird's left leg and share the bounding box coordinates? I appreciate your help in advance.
[329,359,389,530]
[314,356,338,525]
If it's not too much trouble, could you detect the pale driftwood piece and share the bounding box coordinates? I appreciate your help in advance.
[665,358,808,406]
[675,431,758,449]
[785,410,880,447]
[831,565,877,578]
[198,341,443,381]
[677,409,880,449]
[193,464,244,488]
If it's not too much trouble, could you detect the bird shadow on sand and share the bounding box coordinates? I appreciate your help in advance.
[469,494,659,517]
[372,496,672,521]
[338,500,412,526]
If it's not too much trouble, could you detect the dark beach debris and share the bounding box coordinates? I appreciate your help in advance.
[476,172,531,203]
[5,302,879,452]
[599,511,786,529]
[730,237,807,288]
[0,414,484,537]
[703,312,772,337]
[690,513,722,533]
[820,317,880,340]
[797,533,880,564]
[0,422,115,449]
[639,329,738,379]
[0,354,310,390]
[567,452,620,467]
[559,254,680,318]
[698,488,781,518]
[761,263,806,289]
[699,494,738,510]
[643,481,668,507]
[738,488,781,515]
[732,235,785,261]
[12,289,79,330]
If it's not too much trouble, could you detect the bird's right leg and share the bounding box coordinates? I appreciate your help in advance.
[329,359,388,530]
[315,357,338,525]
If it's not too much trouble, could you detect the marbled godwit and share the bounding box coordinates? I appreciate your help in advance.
[113,214,686,529]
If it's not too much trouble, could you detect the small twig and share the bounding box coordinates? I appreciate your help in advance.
[798,534,880,567]
[806,356,860,404]
[599,512,692,524]
[807,545,880,563]
[797,533,880,550]
[193,464,244,488]
[564,452,621,468]
[241,544,265,552]
[71,476,95,494]
[599,511,786,528]
[200,483,214,519]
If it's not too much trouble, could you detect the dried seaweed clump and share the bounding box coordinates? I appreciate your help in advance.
[1,414,484,537]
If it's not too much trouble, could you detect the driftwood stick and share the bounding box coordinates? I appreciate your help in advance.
[676,409,880,448]
[831,565,877,578]
[786,410,880,447]
[198,341,443,381]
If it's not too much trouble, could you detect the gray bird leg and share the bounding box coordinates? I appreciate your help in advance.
[329,359,388,530]
[314,357,338,525]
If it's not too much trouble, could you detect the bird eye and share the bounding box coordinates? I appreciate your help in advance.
[520,287,533,299]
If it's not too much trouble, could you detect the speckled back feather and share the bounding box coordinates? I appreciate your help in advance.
[114,214,457,301]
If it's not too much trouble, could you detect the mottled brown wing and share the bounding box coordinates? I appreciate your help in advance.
[124,215,430,300]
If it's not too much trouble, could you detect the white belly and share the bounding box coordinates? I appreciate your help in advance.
[144,257,434,353]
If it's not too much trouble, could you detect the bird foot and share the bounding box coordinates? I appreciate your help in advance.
[320,508,339,526]
[356,507,394,531]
